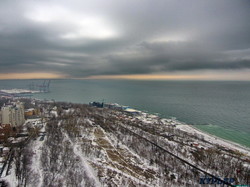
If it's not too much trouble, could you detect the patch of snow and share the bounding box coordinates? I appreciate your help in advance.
[63,131,102,187]
[50,110,58,117]
[176,124,250,156]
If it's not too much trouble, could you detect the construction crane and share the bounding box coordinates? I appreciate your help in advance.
[37,80,51,93]
[28,81,35,90]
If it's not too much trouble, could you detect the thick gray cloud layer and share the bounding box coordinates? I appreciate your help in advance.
[0,0,250,77]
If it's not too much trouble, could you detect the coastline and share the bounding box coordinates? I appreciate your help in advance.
[3,94,250,157]
[175,122,250,156]
[131,105,250,157]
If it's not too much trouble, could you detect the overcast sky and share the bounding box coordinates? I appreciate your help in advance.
[0,0,250,80]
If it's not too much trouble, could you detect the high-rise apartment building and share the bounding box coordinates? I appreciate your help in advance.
[0,101,25,126]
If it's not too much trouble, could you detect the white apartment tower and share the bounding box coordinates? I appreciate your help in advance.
[16,102,25,126]
[0,101,25,127]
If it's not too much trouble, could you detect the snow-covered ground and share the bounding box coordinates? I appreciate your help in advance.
[2,101,249,187]
[63,130,101,187]
[176,124,250,156]
[133,109,250,157]
[28,137,45,187]
[1,164,18,186]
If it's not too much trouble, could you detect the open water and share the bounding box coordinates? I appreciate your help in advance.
[1,79,250,147]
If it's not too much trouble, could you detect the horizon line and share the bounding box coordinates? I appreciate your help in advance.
[0,72,250,81]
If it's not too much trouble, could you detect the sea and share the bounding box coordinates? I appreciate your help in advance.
[0,79,250,148]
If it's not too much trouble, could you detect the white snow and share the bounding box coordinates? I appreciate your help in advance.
[50,110,58,117]
[73,144,102,187]
[63,131,102,187]
[176,124,250,156]
[29,139,45,187]
[2,165,18,187]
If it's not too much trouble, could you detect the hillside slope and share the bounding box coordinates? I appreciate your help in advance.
[3,102,250,186]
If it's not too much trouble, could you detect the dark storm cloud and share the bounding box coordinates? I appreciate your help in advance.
[0,0,250,77]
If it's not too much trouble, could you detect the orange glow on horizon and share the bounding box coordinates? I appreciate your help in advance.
[84,70,250,81]
[84,74,239,80]
[85,74,201,80]
[1,71,250,81]
[0,72,65,79]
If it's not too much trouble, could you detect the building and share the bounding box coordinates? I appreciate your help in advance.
[24,108,40,119]
[25,108,34,117]
[124,108,141,115]
[1,105,15,125]
[0,101,25,127]
[15,101,25,126]
[89,101,104,108]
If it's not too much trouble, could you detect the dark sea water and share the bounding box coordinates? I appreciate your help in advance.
[1,79,250,147]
